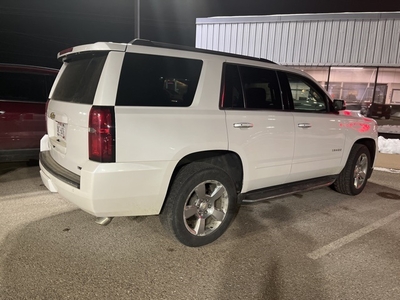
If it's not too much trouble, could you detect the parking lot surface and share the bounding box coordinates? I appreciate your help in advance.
[1,163,400,299]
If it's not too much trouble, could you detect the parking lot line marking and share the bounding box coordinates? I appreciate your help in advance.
[307,210,400,260]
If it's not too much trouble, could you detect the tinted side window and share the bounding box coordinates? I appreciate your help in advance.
[221,64,282,110]
[239,66,282,110]
[52,52,107,104]
[286,73,327,112]
[0,72,51,103]
[116,53,203,107]
[221,64,244,108]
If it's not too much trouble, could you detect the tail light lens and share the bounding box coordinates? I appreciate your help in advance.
[89,106,115,162]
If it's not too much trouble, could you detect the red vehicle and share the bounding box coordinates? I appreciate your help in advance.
[0,64,58,162]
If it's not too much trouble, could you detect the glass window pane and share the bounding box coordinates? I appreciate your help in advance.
[239,66,282,110]
[287,74,327,112]
[328,67,377,109]
[221,64,244,109]
[0,72,48,103]
[377,68,400,106]
[117,53,202,107]
[53,52,108,104]
[292,66,329,90]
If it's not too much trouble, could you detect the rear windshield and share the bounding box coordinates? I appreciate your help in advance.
[116,53,203,107]
[52,52,107,104]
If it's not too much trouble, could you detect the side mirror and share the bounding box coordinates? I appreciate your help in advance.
[333,99,346,111]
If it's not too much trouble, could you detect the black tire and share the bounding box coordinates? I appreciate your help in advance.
[160,162,239,247]
[333,144,371,195]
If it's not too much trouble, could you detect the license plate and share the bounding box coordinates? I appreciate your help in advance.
[377,111,382,114]
[56,121,66,139]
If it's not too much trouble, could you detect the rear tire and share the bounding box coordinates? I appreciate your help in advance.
[160,162,239,247]
[333,144,371,195]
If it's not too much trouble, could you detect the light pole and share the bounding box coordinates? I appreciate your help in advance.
[134,0,140,39]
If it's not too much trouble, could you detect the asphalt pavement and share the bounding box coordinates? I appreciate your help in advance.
[0,163,400,299]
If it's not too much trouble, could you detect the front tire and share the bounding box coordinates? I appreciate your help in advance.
[333,144,371,195]
[160,162,239,247]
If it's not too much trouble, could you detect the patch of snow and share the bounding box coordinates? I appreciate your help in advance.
[378,136,400,154]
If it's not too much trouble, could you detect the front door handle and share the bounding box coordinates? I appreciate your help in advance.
[298,123,312,128]
[0,111,5,114]
[233,122,253,129]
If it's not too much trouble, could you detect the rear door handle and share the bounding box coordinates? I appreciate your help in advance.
[233,122,253,129]
[0,111,5,114]
[298,123,311,128]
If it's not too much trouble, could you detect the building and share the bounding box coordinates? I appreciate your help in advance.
[196,12,400,115]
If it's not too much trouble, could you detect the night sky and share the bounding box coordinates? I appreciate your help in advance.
[1,0,399,68]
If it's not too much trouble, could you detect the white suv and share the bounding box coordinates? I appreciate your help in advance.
[39,39,378,247]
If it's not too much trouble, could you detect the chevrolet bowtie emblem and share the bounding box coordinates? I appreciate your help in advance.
[50,112,55,119]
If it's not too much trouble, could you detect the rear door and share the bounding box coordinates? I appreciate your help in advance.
[223,64,295,192]
[279,71,346,182]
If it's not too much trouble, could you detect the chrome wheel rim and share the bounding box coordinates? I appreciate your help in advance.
[183,180,229,236]
[353,153,368,189]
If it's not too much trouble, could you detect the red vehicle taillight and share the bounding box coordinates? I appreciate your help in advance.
[88,106,115,163]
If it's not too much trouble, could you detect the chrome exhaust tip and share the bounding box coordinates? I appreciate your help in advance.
[95,217,113,226]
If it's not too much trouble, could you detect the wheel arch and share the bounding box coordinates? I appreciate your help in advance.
[175,150,243,192]
[160,150,244,213]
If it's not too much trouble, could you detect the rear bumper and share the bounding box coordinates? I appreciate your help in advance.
[39,151,80,188]
[39,149,176,217]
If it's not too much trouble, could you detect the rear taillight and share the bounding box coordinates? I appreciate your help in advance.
[88,106,115,163]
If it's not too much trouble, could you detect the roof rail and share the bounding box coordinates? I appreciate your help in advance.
[128,38,276,64]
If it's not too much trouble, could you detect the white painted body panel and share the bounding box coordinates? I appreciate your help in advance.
[116,47,227,163]
[225,110,295,192]
[39,41,378,218]
[115,107,227,162]
[337,113,378,166]
[46,100,91,176]
[288,112,346,182]
[41,136,176,216]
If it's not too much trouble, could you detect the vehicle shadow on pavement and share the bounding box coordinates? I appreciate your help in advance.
[0,165,46,197]
[2,183,400,299]
[0,188,336,299]
[0,195,326,300]
[215,195,329,300]
[216,183,400,299]
[0,162,33,177]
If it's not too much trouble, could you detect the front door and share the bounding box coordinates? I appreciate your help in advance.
[222,64,295,192]
[281,72,346,182]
